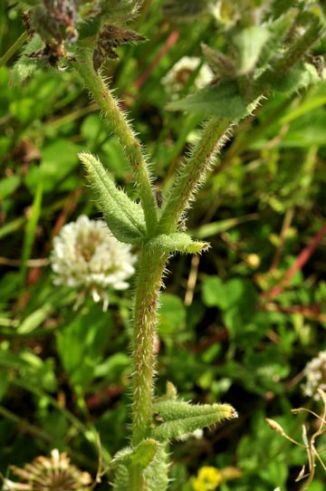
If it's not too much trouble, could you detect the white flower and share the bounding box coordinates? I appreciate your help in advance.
[302,351,326,400]
[50,215,136,310]
[176,428,203,442]
[162,56,213,93]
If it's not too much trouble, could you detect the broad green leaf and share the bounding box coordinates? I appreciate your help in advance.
[158,293,186,338]
[94,353,130,381]
[25,140,80,193]
[0,347,57,392]
[0,175,20,200]
[235,26,270,74]
[202,276,228,309]
[202,276,258,312]
[270,62,322,95]
[56,305,112,387]
[167,81,249,119]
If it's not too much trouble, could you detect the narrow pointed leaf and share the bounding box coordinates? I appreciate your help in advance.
[143,445,169,491]
[112,441,168,491]
[112,464,129,490]
[149,232,209,255]
[112,440,159,470]
[167,81,250,119]
[234,25,270,74]
[79,152,146,244]
[131,439,159,469]
[152,400,237,441]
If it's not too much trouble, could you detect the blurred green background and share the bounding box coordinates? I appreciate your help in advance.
[0,1,325,489]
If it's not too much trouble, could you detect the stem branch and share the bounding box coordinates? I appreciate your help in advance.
[158,117,233,233]
[74,50,158,232]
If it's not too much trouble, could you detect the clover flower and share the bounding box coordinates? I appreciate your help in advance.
[302,351,326,400]
[162,56,213,93]
[3,449,92,491]
[192,466,222,491]
[50,215,136,310]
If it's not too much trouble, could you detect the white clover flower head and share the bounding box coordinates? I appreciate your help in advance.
[50,215,136,310]
[302,350,326,401]
[162,56,213,93]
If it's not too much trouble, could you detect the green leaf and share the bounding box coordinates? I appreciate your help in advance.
[234,25,270,74]
[56,305,112,387]
[167,81,253,119]
[131,439,159,469]
[17,303,53,334]
[79,152,146,244]
[152,399,237,441]
[112,441,168,491]
[112,462,129,491]
[149,232,209,255]
[0,175,21,200]
[158,293,186,339]
[94,353,130,381]
[202,44,236,80]
[202,276,228,309]
[25,140,80,193]
[143,445,169,491]
[20,180,43,283]
[112,439,159,470]
[271,62,322,95]
[11,34,43,84]
[0,347,57,393]
[202,276,258,312]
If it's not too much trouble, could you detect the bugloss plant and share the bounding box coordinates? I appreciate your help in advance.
[7,0,325,489]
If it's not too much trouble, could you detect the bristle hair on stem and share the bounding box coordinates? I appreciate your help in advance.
[75,50,158,231]
[158,117,235,234]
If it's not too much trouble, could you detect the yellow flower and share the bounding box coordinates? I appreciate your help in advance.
[193,466,223,491]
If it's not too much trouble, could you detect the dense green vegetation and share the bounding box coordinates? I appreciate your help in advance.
[0,1,325,489]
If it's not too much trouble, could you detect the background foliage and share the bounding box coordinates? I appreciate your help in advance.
[0,0,325,489]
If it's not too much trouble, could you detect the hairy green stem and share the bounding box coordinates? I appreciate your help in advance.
[131,246,167,447]
[74,50,158,232]
[158,117,232,233]
[130,466,146,491]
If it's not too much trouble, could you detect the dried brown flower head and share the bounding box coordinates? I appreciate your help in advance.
[3,449,92,491]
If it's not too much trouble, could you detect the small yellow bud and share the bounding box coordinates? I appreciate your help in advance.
[245,253,261,269]
[265,418,287,436]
